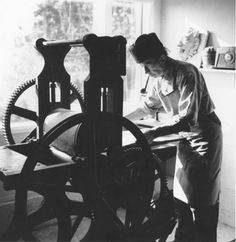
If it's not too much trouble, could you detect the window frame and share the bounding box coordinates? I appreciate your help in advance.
[0,0,154,143]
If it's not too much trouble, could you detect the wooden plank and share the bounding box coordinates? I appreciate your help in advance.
[0,146,75,177]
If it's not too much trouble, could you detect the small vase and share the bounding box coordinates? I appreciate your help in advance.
[202,49,216,68]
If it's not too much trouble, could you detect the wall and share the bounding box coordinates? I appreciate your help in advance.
[159,0,235,58]
[156,0,236,228]
[201,69,236,228]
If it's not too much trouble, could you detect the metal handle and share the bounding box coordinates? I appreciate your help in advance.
[42,39,83,47]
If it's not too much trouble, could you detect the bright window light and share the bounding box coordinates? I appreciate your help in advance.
[0,0,152,142]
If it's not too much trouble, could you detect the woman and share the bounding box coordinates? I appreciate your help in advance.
[126,33,222,242]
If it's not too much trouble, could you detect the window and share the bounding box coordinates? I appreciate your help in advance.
[111,0,143,112]
[0,0,152,143]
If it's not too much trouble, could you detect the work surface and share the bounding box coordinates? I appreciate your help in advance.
[124,119,197,149]
[0,146,75,177]
[0,119,197,177]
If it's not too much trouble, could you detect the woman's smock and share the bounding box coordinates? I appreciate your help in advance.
[142,59,222,208]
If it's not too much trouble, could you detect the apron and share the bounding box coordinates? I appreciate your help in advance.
[174,112,222,208]
[156,82,223,208]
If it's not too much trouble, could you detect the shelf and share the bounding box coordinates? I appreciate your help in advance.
[200,68,235,74]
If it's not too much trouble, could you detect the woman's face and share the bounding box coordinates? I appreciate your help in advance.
[141,57,166,78]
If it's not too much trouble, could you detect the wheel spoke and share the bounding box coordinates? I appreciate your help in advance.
[124,207,132,228]
[2,79,84,144]
[21,128,37,142]
[12,105,38,122]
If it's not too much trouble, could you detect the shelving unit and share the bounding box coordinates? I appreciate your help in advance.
[200,68,235,74]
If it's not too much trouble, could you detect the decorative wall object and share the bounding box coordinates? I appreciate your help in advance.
[177,25,209,67]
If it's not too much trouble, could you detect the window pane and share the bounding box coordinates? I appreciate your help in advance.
[111,0,142,114]
[0,0,93,123]
[33,1,93,88]
[0,0,146,144]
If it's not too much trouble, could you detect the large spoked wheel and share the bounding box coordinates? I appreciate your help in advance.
[107,148,176,242]
[100,147,166,241]
[18,111,174,241]
[2,79,85,144]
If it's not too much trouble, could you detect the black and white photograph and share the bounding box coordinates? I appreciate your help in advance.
[0,0,235,241]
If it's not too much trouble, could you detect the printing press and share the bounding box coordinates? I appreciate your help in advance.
[0,34,179,241]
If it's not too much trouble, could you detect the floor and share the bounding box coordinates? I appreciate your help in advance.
[1,203,235,242]
[30,215,236,242]
[1,154,235,242]
[166,222,235,242]
[1,184,234,242]
[217,223,235,242]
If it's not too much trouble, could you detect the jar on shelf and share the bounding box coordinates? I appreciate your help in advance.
[201,46,216,68]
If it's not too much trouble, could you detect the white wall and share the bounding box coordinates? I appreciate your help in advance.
[201,69,236,228]
[159,0,235,58]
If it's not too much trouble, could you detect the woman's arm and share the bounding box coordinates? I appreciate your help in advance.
[143,116,191,144]
[125,107,149,121]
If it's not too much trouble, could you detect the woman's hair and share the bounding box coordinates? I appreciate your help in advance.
[129,33,167,63]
